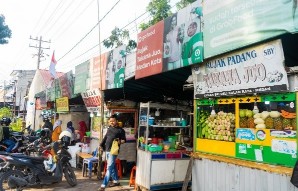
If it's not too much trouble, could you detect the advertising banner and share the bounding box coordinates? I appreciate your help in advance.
[135,0,203,79]
[193,39,289,98]
[204,0,296,58]
[105,45,126,89]
[81,89,101,112]
[59,71,73,98]
[56,97,69,112]
[91,53,108,90]
[125,52,136,80]
[74,60,89,94]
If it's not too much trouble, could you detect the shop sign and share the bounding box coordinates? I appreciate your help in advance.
[81,89,101,112]
[271,139,296,155]
[135,0,203,79]
[236,128,255,141]
[56,97,69,112]
[204,0,296,58]
[74,60,89,94]
[193,39,288,98]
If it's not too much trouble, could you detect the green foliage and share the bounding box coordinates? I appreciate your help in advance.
[103,27,137,53]
[0,107,12,119]
[176,0,196,10]
[140,0,172,31]
[0,15,12,44]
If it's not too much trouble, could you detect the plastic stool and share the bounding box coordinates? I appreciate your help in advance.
[104,158,122,179]
[82,158,98,177]
[129,166,136,187]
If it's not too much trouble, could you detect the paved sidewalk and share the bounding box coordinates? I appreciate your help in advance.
[23,169,134,191]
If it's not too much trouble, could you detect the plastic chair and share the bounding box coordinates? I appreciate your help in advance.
[129,166,136,187]
[82,148,99,177]
[103,158,122,179]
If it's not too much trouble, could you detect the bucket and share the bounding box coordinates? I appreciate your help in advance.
[152,138,159,144]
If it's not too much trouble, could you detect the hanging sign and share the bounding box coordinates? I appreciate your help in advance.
[56,97,69,112]
[81,89,101,112]
[193,39,288,98]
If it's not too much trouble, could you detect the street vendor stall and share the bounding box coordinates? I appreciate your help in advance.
[135,102,192,191]
[192,39,298,190]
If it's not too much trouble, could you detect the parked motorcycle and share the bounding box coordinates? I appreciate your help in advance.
[0,131,77,191]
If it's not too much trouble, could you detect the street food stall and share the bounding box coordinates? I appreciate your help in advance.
[135,102,192,191]
[192,39,298,190]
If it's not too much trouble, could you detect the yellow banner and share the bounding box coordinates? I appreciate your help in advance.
[56,97,69,112]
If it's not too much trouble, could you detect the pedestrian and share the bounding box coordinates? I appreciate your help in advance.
[98,115,126,191]
[66,121,75,144]
[78,121,87,142]
[52,119,62,142]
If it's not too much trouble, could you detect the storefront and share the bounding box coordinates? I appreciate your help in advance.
[192,39,298,190]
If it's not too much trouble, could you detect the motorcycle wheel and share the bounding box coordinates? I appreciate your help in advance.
[63,164,77,187]
[0,170,25,191]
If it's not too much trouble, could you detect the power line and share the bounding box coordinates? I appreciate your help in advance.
[57,0,122,62]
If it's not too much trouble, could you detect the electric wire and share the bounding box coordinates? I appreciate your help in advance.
[57,0,121,62]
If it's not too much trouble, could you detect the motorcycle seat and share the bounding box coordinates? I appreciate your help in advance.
[11,153,45,162]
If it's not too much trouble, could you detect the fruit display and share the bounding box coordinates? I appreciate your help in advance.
[199,111,236,142]
[239,109,297,130]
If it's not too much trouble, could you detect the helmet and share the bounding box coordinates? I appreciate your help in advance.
[1,117,11,126]
[59,130,72,147]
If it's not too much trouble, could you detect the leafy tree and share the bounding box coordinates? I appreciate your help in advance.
[0,107,12,119]
[0,15,12,44]
[139,0,172,31]
[103,27,136,53]
[176,0,196,10]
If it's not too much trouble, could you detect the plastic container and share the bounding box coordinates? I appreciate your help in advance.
[168,135,177,149]
[85,131,91,137]
[148,117,155,125]
[163,141,171,151]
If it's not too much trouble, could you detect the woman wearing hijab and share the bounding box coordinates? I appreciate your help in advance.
[78,121,87,142]
[66,121,75,144]
[52,120,62,142]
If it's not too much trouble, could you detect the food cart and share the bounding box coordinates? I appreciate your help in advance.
[135,102,192,191]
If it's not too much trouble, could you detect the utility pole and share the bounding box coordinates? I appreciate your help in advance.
[29,36,51,69]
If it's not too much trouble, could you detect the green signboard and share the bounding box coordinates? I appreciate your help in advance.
[204,0,297,58]
[74,60,89,94]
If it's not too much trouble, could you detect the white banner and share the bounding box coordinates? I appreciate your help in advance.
[193,39,288,98]
[81,89,101,112]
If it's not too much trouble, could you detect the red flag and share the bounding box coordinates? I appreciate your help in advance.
[49,51,57,79]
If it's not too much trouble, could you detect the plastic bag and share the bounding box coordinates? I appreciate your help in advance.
[291,160,298,188]
[110,140,119,155]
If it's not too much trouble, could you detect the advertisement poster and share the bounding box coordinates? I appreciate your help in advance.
[204,0,296,58]
[59,72,72,98]
[91,116,101,139]
[91,53,108,90]
[105,45,126,89]
[135,21,164,79]
[135,0,203,78]
[163,0,203,72]
[74,60,89,94]
[193,39,288,98]
[125,52,136,80]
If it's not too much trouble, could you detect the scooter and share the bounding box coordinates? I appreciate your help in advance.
[0,136,77,191]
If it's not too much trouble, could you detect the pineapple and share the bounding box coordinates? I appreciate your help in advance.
[282,118,292,130]
[247,117,255,128]
[274,117,283,130]
[265,117,274,129]
[292,118,297,130]
[239,117,247,128]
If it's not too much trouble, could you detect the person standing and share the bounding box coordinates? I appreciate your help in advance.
[52,120,62,142]
[99,115,126,191]
[78,121,87,142]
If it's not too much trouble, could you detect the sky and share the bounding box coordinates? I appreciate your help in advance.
[0,0,178,85]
